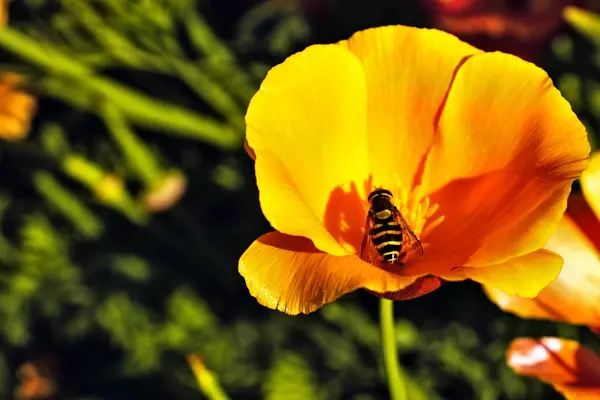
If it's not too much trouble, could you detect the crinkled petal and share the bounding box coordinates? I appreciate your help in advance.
[484,216,600,325]
[447,249,562,298]
[239,232,418,315]
[508,337,600,400]
[246,45,370,256]
[340,26,480,190]
[373,276,444,301]
[421,51,589,266]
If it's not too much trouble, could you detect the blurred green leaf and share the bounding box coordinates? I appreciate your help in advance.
[263,352,322,400]
[0,28,241,148]
[109,254,152,282]
[564,7,600,45]
[33,171,104,239]
[96,293,161,372]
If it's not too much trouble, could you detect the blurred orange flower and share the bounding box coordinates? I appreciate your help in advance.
[507,337,600,399]
[0,2,36,142]
[486,152,600,327]
[239,25,589,315]
[0,73,37,141]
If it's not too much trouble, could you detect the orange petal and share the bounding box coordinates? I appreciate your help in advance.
[507,337,600,400]
[239,231,418,315]
[372,276,444,301]
[0,73,36,141]
[421,51,589,266]
[246,44,369,256]
[0,0,7,26]
[567,194,600,253]
[340,26,480,190]
[582,152,600,222]
[448,249,562,298]
[243,138,256,161]
[484,216,600,325]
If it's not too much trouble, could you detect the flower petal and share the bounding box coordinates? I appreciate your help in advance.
[246,45,370,256]
[239,232,418,315]
[507,337,600,400]
[421,51,589,266]
[373,276,444,301]
[340,26,480,189]
[568,194,600,252]
[448,249,562,298]
[582,151,600,222]
[484,216,600,325]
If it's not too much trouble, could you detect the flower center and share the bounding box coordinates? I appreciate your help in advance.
[392,182,445,249]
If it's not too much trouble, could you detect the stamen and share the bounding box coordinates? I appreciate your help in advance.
[391,177,444,249]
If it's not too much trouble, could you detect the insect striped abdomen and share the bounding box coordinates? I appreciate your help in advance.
[370,220,403,263]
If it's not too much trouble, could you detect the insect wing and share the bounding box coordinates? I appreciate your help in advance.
[360,214,380,264]
[394,208,424,260]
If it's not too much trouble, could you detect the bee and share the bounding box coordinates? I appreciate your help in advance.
[360,188,424,265]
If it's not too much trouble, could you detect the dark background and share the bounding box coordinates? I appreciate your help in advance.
[0,0,598,399]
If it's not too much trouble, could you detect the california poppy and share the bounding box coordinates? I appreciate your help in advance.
[507,337,600,399]
[485,152,600,327]
[240,25,590,315]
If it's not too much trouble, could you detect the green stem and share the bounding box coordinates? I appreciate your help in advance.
[380,298,408,400]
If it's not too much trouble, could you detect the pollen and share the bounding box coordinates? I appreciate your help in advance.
[393,179,445,246]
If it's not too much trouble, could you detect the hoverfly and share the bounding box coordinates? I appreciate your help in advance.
[360,188,424,265]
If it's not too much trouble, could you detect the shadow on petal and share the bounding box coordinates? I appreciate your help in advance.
[323,178,373,254]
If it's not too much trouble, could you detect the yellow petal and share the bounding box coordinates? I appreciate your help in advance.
[246,45,369,256]
[484,216,600,326]
[448,249,563,298]
[582,151,600,222]
[340,26,480,189]
[421,51,589,266]
[239,231,418,315]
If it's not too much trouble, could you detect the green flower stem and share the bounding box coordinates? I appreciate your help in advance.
[380,298,408,400]
[33,171,104,239]
[62,155,149,225]
[101,101,163,188]
[0,27,240,149]
[180,10,256,102]
[169,59,244,129]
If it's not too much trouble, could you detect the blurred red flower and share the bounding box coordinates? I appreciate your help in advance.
[423,0,589,61]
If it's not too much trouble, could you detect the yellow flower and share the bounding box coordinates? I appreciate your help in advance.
[239,25,590,315]
[486,152,600,327]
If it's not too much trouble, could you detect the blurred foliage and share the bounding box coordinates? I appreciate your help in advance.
[0,0,599,399]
